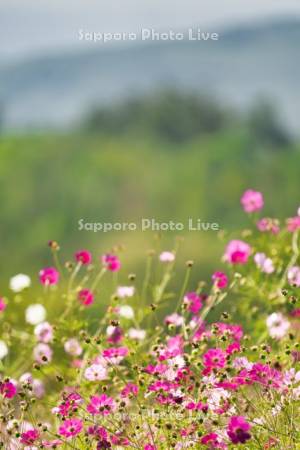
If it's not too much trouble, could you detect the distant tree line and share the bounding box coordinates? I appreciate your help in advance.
[83,90,292,149]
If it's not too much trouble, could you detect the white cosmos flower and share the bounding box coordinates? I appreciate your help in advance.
[0,340,8,359]
[159,251,175,262]
[118,305,134,319]
[25,304,46,325]
[116,286,135,298]
[128,328,146,340]
[266,312,290,339]
[9,274,31,292]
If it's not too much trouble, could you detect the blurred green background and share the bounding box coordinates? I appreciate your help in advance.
[0,90,299,291]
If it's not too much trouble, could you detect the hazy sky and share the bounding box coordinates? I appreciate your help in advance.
[1,0,300,62]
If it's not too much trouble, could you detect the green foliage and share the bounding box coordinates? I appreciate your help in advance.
[0,129,299,285]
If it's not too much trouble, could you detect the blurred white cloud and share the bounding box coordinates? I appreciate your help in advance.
[1,0,300,62]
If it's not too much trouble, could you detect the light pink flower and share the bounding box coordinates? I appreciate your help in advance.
[39,267,59,285]
[159,251,175,262]
[116,286,135,298]
[266,313,290,339]
[287,266,300,287]
[34,322,53,343]
[240,189,264,213]
[257,218,280,234]
[33,343,53,365]
[286,216,300,232]
[64,338,83,356]
[224,240,251,265]
[128,328,146,340]
[84,364,107,381]
[165,313,184,327]
[254,253,275,274]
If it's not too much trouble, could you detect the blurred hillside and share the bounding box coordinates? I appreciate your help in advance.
[0,19,300,131]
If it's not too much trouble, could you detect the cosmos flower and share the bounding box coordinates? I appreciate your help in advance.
[224,240,251,264]
[240,189,264,213]
[9,273,31,292]
[25,304,46,325]
[75,249,92,265]
[39,267,59,285]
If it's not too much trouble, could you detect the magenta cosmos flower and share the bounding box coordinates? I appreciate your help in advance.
[224,240,251,264]
[75,249,92,265]
[212,271,228,289]
[87,394,116,415]
[227,416,251,444]
[20,429,40,445]
[240,189,264,213]
[183,292,204,314]
[0,298,6,312]
[203,348,227,370]
[39,267,59,285]
[0,380,17,399]
[78,288,94,306]
[102,254,121,272]
[59,418,83,438]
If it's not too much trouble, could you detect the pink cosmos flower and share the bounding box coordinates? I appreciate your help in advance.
[39,267,59,285]
[286,216,300,232]
[212,271,228,289]
[75,249,92,265]
[121,383,138,398]
[165,313,184,327]
[227,416,251,444]
[84,363,107,381]
[0,298,6,312]
[59,418,83,438]
[78,288,94,306]
[183,292,203,314]
[34,321,53,343]
[240,189,264,213]
[33,343,53,364]
[20,429,39,445]
[87,394,116,415]
[287,266,300,287]
[224,240,251,264]
[266,312,290,339]
[102,346,128,364]
[102,254,121,272]
[203,348,226,371]
[144,445,157,450]
[0,380,17,398]
[257,217,280,234]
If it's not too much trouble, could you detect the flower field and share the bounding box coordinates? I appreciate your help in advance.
[0,190,300,449]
